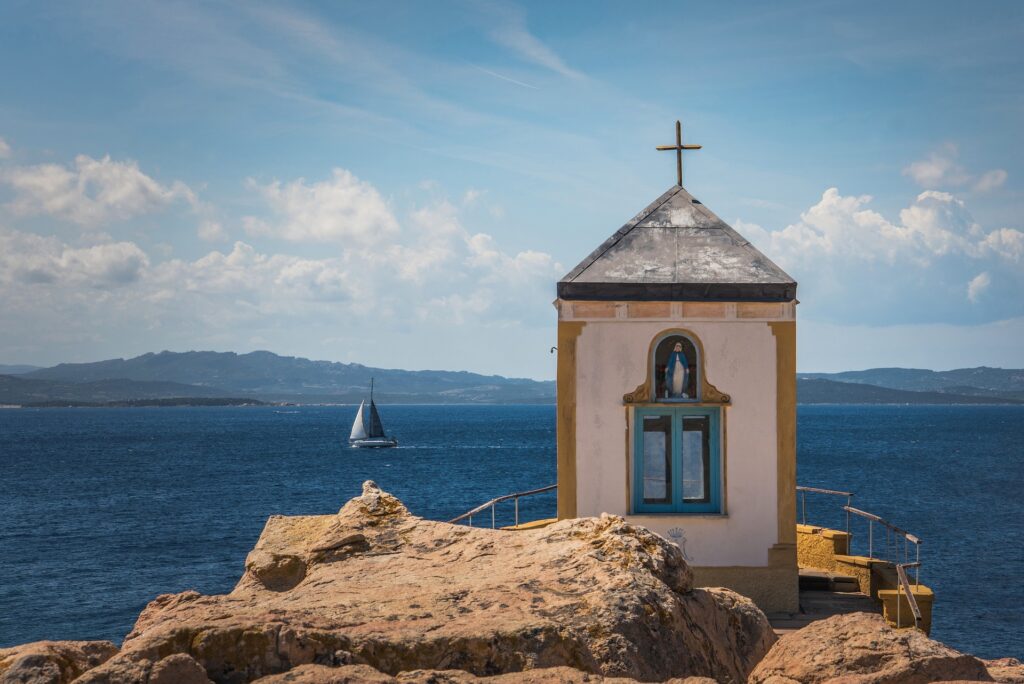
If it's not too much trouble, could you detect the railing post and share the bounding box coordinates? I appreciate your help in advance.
[846,495,851,536]
[514,497,519,528]
[868,520,873,559]
[801,490,806,525]
[491,504,496,529]
[468,515,472,528]
[915,545,920,586]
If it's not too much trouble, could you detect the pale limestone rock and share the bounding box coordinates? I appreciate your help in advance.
[149,653,214,684]
[0,640,117,684]
[252,663,719,682]
[89,483,770,683]
[748,612,991,684]
[985,658,1024,683]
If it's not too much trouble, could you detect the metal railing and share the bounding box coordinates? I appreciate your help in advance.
[798,484,924,630]
[844,505,922,583]
[896,562,923,629]
[448,484,557,529]
[797,485,853,535]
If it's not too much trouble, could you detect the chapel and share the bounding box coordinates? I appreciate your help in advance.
[554,124,799,612]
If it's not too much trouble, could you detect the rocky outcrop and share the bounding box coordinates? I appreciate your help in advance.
[985,658,1024,684]
[748,612,992,684]
[251,663,718,682]
[83,482,773,683]
[0,640,117,684]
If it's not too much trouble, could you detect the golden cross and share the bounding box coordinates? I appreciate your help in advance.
[656,120,702,186]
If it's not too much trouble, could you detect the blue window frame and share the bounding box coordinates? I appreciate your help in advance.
[633,406,722,514]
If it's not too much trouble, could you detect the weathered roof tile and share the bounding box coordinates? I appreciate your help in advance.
[558,186,796,302]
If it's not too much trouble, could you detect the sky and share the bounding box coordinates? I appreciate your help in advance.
[0,0,1021,379]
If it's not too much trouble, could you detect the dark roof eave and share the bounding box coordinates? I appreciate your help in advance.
[556,281,797,302]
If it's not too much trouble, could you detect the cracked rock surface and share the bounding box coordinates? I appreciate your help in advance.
[70,482,773,683]
[748,612,999,684]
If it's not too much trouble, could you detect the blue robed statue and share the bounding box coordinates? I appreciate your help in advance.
[666,341,689,398]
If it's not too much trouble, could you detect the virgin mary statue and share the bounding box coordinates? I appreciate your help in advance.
[666,341,689,398]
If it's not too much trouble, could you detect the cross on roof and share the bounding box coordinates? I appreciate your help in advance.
[656,120,702,186]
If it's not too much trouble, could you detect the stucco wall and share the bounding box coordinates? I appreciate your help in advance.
[573,320,780,568]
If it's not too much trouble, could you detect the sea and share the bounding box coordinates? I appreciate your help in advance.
[0,404,1021,660]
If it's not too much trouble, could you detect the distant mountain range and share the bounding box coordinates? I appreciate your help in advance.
[797,367,1024,403]
[1,352,1021,406]
[796,378,1022,405]
[2,351,555,405]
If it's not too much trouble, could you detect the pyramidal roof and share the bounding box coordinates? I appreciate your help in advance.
[558,185,796,302]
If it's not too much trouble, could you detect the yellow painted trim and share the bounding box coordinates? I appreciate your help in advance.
[770,321,797,546]
[556,321,585,520]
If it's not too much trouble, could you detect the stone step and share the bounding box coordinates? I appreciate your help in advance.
[799,568,861,592]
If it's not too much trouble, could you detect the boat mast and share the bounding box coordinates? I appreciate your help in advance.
[370,377,374,402]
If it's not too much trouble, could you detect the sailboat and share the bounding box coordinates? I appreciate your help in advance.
[349,379,398,448]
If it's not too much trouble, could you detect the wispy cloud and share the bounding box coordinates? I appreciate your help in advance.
[471,64,539,90]
[903,143,1007,193]
[482,3,584,79]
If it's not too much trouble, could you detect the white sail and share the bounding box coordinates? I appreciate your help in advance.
[349,401,367,441]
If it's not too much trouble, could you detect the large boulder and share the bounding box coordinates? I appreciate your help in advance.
[748,612,992,684]
[985,658,1024,684]
[86,482,773,683]
[251,663,719,682]
[0,640,117,683]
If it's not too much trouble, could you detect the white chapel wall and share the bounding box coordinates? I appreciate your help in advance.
[572,318,781,567]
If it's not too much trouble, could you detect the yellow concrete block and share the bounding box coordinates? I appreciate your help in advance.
[879,585,934,634]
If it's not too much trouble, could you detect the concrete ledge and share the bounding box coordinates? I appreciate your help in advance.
[879,586,934,633]
[798,525,850,572]
[501,518,557,531]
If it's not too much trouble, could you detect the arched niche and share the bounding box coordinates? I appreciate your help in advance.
[653,333,699,401]
[623,328,730,405]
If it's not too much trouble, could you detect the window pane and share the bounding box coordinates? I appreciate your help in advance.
[682,416,710,502]
[642,415,672,504]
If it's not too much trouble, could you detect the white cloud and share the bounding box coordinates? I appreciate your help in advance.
[743,187,1024,325]
[978,227,1024,262]
[903,144,1008,194]
[902,143,969,187]
[0,137,10,159]
[974,169,1008,193]
[967,272,991,302]
[245,169,399,245]
[0,228,148,287]
[0,170,562,368]
[198,219,228,242]
[1,154,197,225]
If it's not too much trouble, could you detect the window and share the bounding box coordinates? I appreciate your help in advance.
[633,406,721,514]
[653,334,698,401]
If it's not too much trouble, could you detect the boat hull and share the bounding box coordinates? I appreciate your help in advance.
[349,437,399,449]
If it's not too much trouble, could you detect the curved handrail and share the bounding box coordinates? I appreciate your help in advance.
[448,484,557,527]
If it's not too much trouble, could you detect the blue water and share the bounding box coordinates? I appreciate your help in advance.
[0,405,1020,660]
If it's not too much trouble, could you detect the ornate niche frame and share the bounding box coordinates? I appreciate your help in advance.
[623,328,731,406]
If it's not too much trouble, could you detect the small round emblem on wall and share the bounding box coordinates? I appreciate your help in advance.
[667,527,693,561]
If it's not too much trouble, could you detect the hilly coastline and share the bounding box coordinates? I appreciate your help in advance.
[1,351,1022,406]
[2,350,555,405]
